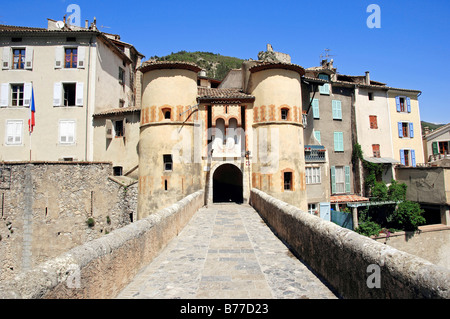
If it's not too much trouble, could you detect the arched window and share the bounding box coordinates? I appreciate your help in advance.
[162,108,171,120]
[281,108,289,120]
[215,118,225,146]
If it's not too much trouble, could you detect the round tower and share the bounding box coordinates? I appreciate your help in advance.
[138,61,202,219]
[248,62,307,210]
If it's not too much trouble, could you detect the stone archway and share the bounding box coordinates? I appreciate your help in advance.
[212,163,243,203]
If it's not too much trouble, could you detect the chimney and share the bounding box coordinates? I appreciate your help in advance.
[85,20,89,29]
[424,126,430,135]
[365,71,370,85]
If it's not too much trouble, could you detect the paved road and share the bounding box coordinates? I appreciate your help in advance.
[116,203,338,299]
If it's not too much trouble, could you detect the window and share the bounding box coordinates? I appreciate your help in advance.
[396,96,411,113]
[114,120,124,137]
[400,149,416,167]
[372,144,380,158]
[312,98,320,119]
[119,67,125,85]
[162,108,171,120]
[332,100,342,120]
[306,167,321,184]
[59,120,75,144]
[11,84,24,106]
[163,154,173,171]
[334,132,344,152]
[331,166,350,194]
[368,92,374,100]
[369,115,378,129]
[398,122,414,138]
[113,166,123,176]
[12,48,25,69]
[308,203,317,215]
[65,48,77,68]
[6,120,23,145]
[283,171,293,191]
[281,108,289,120]
[318,74,330,95]
[63,83,76,106]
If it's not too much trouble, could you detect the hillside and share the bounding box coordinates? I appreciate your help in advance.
[421,121,444,132]
[149,51,244,81]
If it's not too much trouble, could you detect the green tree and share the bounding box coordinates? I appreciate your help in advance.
[390,201,426,231]
[387,180,407,201]
[371,181,388,201]
[355,210,382,237]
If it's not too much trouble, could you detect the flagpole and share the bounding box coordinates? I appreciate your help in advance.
[29,82,34,162]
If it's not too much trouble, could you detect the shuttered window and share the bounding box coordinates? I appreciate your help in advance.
[59,120,75,144]
[332,100,342,120]
[396,96,411,113]
[312,99,319,119]
[334,132,344,152]
[54,82,84,107]
[6,120,23,145]
[314,130,321,144]
[318,74,330,95]
[369,115,378,129]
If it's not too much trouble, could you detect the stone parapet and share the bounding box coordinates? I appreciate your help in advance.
[0,190,204,299]
[250,188,450,299]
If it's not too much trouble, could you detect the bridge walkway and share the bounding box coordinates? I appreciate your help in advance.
[116,203,338,299]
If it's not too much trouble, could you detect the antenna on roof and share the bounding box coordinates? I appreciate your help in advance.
[319,48,336,63]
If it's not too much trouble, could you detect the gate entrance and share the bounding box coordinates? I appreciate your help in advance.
[212,164,243,203]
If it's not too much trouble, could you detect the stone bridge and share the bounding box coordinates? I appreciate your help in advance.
[0,189,449,299]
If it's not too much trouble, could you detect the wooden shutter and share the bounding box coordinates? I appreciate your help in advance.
[334,132,343,152]
[432,141,439,155]
[55,46,64,68]
[2,47,10,69]
[395,96,400,112]
[23,83,32,106]
[409,122,414,138]
[411,150,416,167]
[398,122,403,137]
[0,83,9,106]
[319,202,331,222]
[314,130,321,144]
[330,166,336,194]
[312,98,319,118]
[332,100,342,119]
[345,166,351,193]
[53,82,62,106]
[400,149,405,165]
[25,47,33,70]
[77,46,85,69]
[75,82,84,106]
[406,97,411,113]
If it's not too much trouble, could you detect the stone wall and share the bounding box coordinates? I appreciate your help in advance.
[0,189,204,299]
[0,162,137,281]
[250,188,450,299]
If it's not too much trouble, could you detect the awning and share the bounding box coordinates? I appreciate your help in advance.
[330,194,369,203]
[363,157,400,164]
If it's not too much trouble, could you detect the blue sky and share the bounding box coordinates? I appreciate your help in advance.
[1,0,449,124]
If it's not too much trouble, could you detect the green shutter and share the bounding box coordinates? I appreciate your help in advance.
[314,130,321,144]
[312,98,319,118]
[432,142,439,155]
[345,166,351,193]
[334,132,344,152]
[332,100,342,120]
[331,166,336,194]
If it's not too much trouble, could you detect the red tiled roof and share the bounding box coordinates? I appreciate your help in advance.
[197,88,254,103]
[330,195,369,203]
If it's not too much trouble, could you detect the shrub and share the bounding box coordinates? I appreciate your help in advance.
[86,217,95,228]
[371,181,388,201]
[391,201,426,231]
[387,180,407,201]
[355,211,382,237]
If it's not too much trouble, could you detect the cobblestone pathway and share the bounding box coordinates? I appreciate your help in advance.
[116,203,337,299]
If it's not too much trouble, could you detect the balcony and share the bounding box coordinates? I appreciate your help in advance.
[305,145,326,162]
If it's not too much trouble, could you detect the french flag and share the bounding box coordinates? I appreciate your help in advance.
[28,87,35,133]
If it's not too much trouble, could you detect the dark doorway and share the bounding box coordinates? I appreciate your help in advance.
[213,164,243,203]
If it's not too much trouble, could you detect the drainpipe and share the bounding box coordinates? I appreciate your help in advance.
[85,35,93,161]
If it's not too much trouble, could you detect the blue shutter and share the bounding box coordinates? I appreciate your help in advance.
[332,100,342,119]
[400,149,405,165]
[314,130,321,144]
[396,96,401,112]
[331,166,336,194]
[398,122,403,137]
[334,132,343,152]
[319,202,331,222]
[411,150,416,167]
[319,74,330,95]
[312,99,319,118]
[345,166,351,193]
[407,97,411,113]
[409,122,414,138]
